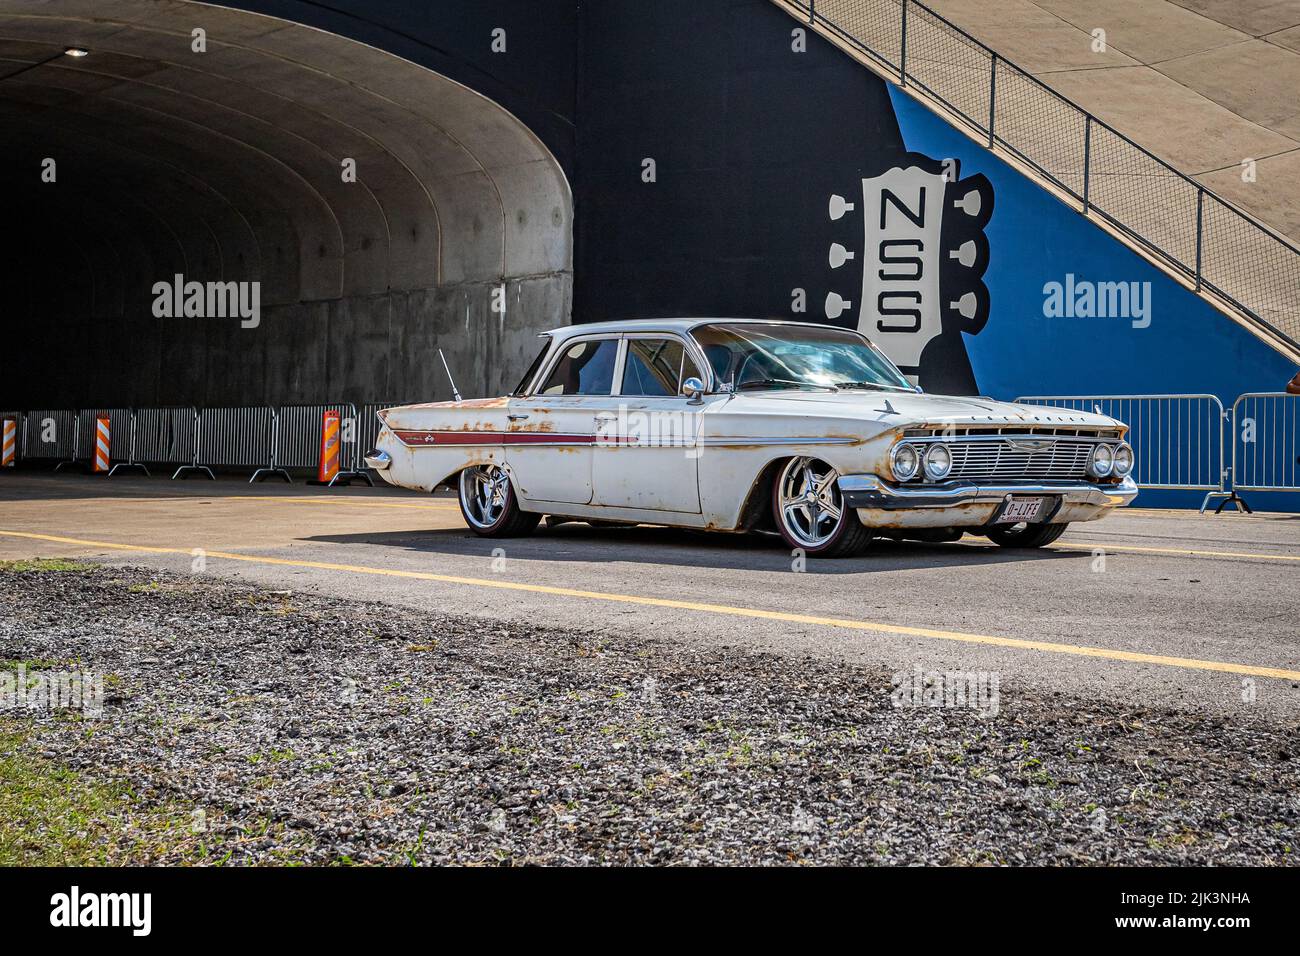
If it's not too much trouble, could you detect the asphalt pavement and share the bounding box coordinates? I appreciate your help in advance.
[2,472,1298,720]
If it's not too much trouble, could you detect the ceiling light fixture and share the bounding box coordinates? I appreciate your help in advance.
[63,47,89,57]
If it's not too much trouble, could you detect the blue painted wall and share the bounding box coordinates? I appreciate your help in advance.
[888,88,1299,510]
[886,90,1296,403]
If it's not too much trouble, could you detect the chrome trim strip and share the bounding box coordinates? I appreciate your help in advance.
[902,433,1122,444]
[697,436,857,447]
[838,474,1139,510]
[392,435,858,449]
[404,440,583,448]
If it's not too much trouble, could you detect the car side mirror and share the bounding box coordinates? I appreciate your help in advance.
[682,376,705,404]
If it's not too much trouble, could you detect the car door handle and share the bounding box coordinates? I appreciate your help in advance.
[507,413,530,421]
[594,412,619,421]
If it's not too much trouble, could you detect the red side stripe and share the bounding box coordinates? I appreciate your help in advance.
[392,430,596,446]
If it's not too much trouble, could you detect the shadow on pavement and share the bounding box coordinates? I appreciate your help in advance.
[0,470,421,503]
[305,522,1084,574]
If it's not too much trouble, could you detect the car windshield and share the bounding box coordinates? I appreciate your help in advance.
[690,323,913,392]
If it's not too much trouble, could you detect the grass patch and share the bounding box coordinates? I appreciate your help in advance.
[0,722,279,866]
[0,558,94,574]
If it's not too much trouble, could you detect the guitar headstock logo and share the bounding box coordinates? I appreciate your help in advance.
[824,154,993,389]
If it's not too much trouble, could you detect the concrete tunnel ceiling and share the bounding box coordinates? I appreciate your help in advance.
[0,0,573,408]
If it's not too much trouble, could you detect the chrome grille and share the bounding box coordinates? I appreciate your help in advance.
[921,439,1096,481]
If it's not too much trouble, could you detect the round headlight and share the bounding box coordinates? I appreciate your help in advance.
[1113,442,1134,477]
[891,442,920,481]
[1088,443,1115,479]
[923,443,953,481]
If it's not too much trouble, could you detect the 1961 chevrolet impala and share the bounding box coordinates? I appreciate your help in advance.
[365,319,1137,558]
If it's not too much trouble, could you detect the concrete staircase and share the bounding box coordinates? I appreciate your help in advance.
[925,0,1300,245]
[770,0,1300,363]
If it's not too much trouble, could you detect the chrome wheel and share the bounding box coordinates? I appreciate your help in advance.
[776,457,846,549]
[459,464,511,530]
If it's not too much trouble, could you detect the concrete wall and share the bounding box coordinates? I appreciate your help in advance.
[1,271,567,410]
[212,0,579,173]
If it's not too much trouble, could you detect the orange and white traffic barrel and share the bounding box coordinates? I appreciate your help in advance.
[1,419,15,467]
[317,410,340,484]
[92,417,111,474]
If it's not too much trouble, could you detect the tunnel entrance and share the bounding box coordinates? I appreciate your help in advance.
[0,0,572,409]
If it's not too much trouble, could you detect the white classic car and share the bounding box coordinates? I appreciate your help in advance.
[366,319,1137,558]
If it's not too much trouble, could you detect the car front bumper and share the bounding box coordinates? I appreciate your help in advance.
[837,474,1139,528]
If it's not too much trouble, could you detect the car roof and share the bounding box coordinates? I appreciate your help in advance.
[541,318,856,341]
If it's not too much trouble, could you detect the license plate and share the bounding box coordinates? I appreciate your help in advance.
[997,496,1046,524]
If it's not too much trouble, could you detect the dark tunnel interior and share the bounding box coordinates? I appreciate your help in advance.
[0,0,573,411]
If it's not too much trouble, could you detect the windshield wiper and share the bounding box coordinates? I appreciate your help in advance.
[736,378,839,392]
[832,380,912,392]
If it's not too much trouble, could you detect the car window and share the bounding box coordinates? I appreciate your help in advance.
[692,323,912,391]
[702,343,734,384]
[620,338,701,397]
[512,336,552,396]
[539,338,619,396]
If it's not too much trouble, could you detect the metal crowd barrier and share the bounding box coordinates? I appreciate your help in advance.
[1,403,390,484]
[1015,394,1227,496]
[119,406,201,479]
[1229,393,1300,508]
[274,403,370,486]
[20,409,77,467]
[356,401,403,474]
[5,394,1295,512]
[184,405,277,482]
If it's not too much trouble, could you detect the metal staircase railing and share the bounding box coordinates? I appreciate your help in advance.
[778,0,1300,354]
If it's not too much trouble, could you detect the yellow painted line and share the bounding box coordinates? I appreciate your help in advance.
[960,534,1300,564]
[7,495,459,512]
[1054,541,1300,563]
[1127,508,1253,519]
[4,529,1300,682]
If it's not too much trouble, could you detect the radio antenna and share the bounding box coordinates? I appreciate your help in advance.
[438,348,463,403]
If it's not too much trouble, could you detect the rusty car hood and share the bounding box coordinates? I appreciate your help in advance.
[725,390,1124,431]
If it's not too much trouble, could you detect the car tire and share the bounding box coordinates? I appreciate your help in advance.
[771,457,873,558]
[985,521,1068,549]
[457,464,541,538]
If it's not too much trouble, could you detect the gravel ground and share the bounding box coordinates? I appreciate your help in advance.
[2,563,1298,865]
